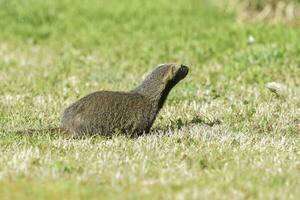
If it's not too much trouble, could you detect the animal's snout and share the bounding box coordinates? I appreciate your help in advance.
[179,64,189,75]
[180,64,188,68]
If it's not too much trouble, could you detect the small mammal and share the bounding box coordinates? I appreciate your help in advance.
[61,63,188,137]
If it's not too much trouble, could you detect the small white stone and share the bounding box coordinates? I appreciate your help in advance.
[265,82,287,97]
[248,35,256,45]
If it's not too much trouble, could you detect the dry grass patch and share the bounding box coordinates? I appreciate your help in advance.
[216,0,300,25]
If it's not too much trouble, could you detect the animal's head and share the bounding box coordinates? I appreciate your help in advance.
[144,63,189,89]
[133,63,189,108]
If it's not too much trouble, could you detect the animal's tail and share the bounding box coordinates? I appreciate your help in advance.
[15,127,68,135]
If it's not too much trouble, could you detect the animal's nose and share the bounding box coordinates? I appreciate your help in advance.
[179,64,189,75]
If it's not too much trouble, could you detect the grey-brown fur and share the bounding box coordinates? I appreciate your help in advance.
[60,63,189,136]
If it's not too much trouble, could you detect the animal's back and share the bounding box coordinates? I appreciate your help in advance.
[61,91,153,136]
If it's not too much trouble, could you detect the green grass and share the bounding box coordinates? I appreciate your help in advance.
[0,0,299,199]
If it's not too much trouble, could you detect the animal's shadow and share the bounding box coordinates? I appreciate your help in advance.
[151,115,222,134]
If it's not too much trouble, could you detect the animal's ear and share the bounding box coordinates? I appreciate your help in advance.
[163,66,176,82]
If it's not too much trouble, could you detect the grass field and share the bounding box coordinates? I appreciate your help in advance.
[0,0,299,199]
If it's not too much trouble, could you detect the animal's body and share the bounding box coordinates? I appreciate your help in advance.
[61,63,188,136]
